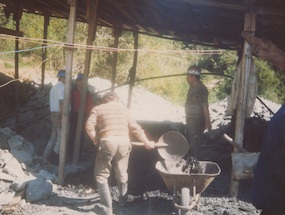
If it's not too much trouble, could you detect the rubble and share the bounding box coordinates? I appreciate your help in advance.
[0,127,53,208]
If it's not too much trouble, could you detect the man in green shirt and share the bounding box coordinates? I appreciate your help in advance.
[185,65,211,159]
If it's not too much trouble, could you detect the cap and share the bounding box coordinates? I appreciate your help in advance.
[187,66,201,76]
[76,73,84,80]
[57,70,66,77]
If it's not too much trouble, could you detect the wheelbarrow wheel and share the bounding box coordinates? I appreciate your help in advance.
[180,187,190,215]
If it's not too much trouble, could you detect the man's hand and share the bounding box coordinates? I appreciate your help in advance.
[144,141,155,150]
[92,138,98,146]
[205,120,212,131]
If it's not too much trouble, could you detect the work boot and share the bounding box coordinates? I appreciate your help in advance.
[118,182,128,206]
[95,183,113,215]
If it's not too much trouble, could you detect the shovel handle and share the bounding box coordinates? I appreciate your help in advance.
[222,134,247,153]
[131,142,168,147]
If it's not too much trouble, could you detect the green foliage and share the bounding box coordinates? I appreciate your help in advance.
[4,61,13,68]
[254,58,285,103]
[0,9,15,56]
[190,50,238,103]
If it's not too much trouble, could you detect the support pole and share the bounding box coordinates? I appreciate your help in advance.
[229,12,256,198]
[111,24,120,91]
[72,0,98,164]
[41,15,49,89]
[58,0,77,185]
[13,5,22,133]
[127,31,138,108]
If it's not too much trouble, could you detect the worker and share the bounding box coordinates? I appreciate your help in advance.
[185,65,211,159]
[43,70,66,163]
[69,73,93,161]
[252,104,285,215]
[85,91,155,215]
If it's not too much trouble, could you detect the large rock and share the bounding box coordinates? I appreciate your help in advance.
[9,179,29,192]
[3,157,26,179]
[0,149,13,167]
[7,135,24,150]
[0,127,14,149]
[25,177,53,202]
[10,149,33,165]
[0,190,15,205]
[0,172,14,182]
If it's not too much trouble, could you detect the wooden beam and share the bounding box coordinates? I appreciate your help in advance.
[229,12,256,199]
[41,14,49,89]
[179,0,285,16]
[127,31,138,108]
[72,0,99,164]
[58,0,77,185]
[106,0,133,20]
[242,32,285,73]
[111,23,120,90]
[0,27,23,37]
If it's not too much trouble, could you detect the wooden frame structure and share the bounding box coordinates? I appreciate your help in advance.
[0,0,285,197]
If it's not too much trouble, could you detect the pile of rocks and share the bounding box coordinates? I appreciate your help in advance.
[0,126,92,214]
[0,127,58,212]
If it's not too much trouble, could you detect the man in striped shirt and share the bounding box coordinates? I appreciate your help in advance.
[86,91,154,215]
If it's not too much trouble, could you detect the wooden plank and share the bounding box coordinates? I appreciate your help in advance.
[0,27,23,37]
[107,0,133,20]
[72,0,99,164]
[179,0,285,16]
[14,3,21,133]
[111,24,120,90]
[127,31,138,108]
[58,0,77,185]
[41,14,49,89]
[229,12,256,199]
[242,32,285,73]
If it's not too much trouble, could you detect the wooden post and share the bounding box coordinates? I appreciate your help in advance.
[41,14,49,89]
[13,5,21,133]
[127,31,138,108]
[111,24,120,91]
[58,0,77,185]
[229,12,256,198]
[72,0,98,164]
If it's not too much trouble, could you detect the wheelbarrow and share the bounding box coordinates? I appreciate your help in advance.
[154,131,221,215]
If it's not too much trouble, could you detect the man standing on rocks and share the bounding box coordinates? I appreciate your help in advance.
[43,70,66,163]
[185,65,211,159]
[85,91,154,215]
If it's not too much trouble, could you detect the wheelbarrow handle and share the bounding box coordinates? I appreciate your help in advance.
[131,142,168,147]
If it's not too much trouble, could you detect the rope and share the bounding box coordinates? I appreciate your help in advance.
[0,34,226,55]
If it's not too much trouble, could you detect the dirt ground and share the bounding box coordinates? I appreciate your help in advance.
[2,138,261,215]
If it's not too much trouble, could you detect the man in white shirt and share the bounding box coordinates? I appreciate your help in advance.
[43,70,65,162]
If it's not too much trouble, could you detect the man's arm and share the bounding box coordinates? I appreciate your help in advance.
[137,132,155,150]
[59,99,64,113]
[85,108,98,145]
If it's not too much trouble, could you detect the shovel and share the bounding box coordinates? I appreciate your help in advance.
[131,131,189,161]
[131,142,168,147]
